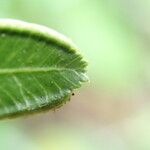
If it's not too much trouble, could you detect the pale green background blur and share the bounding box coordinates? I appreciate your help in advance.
[0,0,150,149]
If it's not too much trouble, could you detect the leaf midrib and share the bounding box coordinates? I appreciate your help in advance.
[0,67,77,75]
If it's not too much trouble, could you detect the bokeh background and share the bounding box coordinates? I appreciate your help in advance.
[0,0,150,149]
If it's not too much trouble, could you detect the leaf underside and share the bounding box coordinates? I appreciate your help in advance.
[0,19,88,119]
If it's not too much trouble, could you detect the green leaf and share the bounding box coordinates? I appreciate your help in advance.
[0,19,88,119]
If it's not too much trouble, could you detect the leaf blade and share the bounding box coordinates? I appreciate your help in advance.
[0,19,88,119]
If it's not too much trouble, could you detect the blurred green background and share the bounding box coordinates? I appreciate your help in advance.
[1,0,150,149]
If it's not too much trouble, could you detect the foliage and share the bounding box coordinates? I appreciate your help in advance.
[0,19,88,119]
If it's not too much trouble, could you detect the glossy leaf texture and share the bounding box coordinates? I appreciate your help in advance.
[0,19,88,119]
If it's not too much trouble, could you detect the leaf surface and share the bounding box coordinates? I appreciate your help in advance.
[0,19,88,119]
